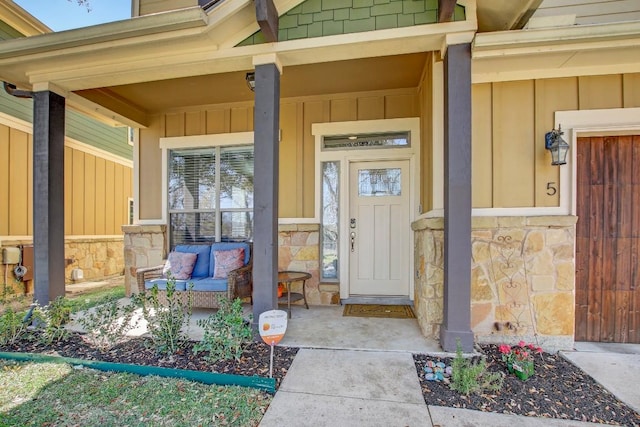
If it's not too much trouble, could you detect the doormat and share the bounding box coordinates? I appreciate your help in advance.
[343,304,416,319]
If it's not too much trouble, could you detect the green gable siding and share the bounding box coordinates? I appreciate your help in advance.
[0,20,24,40]
[0,89,131,160]
[238,0,465,46]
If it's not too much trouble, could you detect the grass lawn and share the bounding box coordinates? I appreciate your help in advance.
[66,286,126,313]
[1,281,126,315]
[0,360,271,427]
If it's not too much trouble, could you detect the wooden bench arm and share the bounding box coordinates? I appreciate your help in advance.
[228,263,253,301]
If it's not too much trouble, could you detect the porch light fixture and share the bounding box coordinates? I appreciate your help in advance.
[545,124,570,166]
[245,72,255,92]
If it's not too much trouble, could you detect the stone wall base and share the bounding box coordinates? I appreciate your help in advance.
[278,224,327,305]
[413,215,578,351]
[1,235,125,293]
[122,225,166,296]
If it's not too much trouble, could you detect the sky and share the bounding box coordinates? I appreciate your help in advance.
[13,0,132,32]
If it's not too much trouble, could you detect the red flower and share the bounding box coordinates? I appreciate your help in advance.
[518,340,526,347]
[498,344,511,354]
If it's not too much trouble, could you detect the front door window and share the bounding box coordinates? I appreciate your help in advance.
[321,161,340,281]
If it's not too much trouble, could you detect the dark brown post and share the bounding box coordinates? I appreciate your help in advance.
[440,43,474,352]
[252,62,281,328]
[32,90,66,305]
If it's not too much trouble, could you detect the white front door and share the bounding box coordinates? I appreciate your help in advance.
[349,160,410,296]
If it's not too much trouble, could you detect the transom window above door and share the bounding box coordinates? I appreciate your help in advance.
[168,145,254,247]
[322,132,409,151]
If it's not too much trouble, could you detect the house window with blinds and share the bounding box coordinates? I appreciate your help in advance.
[168,145,254,248]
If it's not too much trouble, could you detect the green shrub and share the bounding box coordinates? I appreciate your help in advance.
[34,297,73,345]
[0,307,28,346]
[77,298,139,350]
[450,340,503,395]
[134,277,193,355]
[194,297,252,361]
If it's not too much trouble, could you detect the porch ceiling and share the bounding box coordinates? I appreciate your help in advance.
[75,53,429,114]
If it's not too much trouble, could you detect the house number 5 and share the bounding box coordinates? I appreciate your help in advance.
[546,182,557,196]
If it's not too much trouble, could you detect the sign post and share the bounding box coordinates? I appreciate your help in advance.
[259,310,288,378]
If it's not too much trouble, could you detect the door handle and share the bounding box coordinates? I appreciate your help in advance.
[350,231,356,252]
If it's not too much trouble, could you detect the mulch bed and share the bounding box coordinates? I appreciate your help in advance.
[0,333,298,390]
[3,333,640,425]
[414,345,640,426]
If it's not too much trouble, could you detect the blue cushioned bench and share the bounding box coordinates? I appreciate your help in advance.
[136,242,252,309]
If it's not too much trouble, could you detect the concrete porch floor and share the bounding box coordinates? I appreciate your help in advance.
[69,299,441,354]
[272,305,441,354]
[186,303,441,354]
[189,304,442,354]
[64,275,440,353]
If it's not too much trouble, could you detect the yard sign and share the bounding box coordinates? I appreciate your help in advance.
[259,310,288,378]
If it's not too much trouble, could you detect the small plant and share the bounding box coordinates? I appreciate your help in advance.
[33,297,73,345]
[0,307,29,346]
[194,297,252,362]
[450,340,503,395]
[499,341,543,380]
[0,274,26,305]
[77,298,140,350]
[134,277,193,355]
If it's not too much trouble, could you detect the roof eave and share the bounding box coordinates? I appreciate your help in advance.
[0,6,209,60]
[0,1,51,36]
[472,20,640,83]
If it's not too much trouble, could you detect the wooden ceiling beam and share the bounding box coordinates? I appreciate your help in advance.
[256,0,279,43]
[438,0,457,23]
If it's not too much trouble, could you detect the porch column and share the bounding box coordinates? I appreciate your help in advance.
[440,43,474,352]
[33,90,66,305]
[252,59,281,327]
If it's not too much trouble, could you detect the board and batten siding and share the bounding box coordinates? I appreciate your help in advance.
[471,72,640,209]
[0,90,132,161]
[139,88,419,220]
[0,124,132,236]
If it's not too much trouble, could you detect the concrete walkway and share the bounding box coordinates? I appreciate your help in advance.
[259,347,620,427]
[259,349,430,427]
[561,342,640,414]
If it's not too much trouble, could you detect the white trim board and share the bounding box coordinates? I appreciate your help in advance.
[312,117,421,301]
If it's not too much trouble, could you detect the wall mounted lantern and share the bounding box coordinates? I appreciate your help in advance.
[545,124,570,166]
[245,72,255,92]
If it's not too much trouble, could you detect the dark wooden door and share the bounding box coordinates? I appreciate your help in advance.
[575,135,640,343]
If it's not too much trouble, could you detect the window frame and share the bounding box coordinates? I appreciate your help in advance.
[160,132,254,246]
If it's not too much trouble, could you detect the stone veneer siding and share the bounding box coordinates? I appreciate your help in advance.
[412,216,578,352]
[278,224,330,306]
[1,236,125,293]
[122,225,166,296]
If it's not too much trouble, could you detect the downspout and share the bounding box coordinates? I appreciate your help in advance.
[3,81,33,99]
[4,81,35,324]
